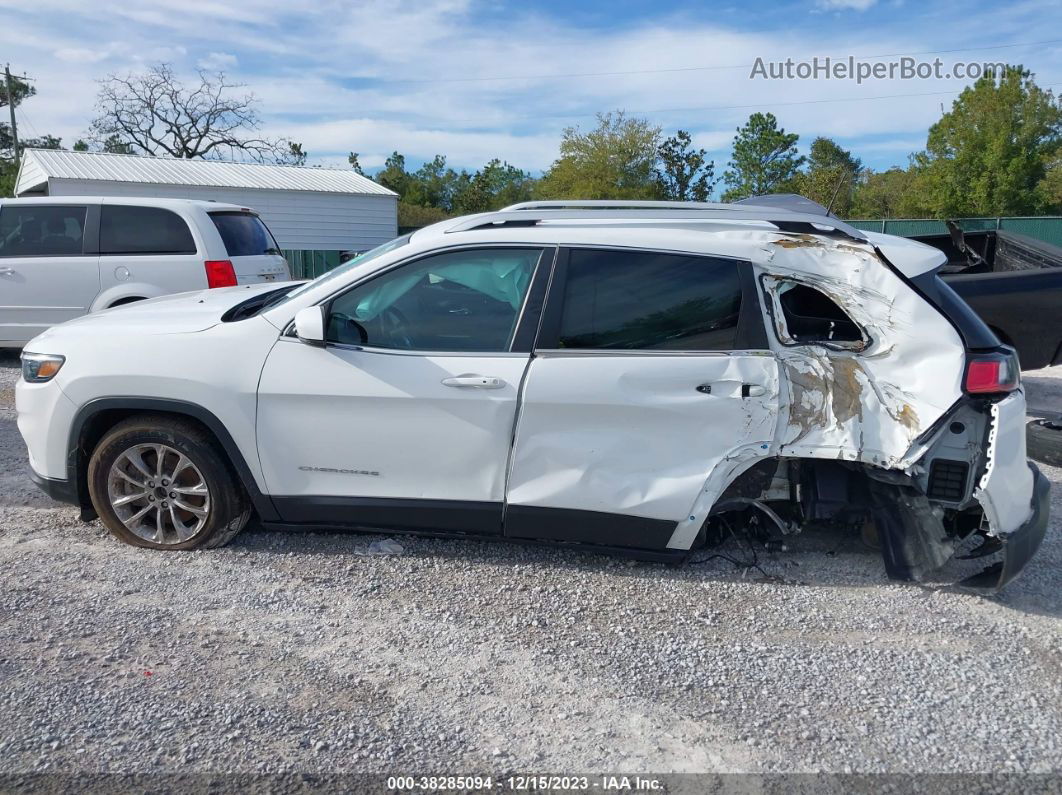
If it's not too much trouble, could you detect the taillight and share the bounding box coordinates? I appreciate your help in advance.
[204,260,237,288]
[965,351,1020,395]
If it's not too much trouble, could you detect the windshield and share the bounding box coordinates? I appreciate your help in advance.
[268,234,412,308]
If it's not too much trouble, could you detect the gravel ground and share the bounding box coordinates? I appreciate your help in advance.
[1,348,1060,782]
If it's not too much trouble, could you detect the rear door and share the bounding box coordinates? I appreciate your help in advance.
[207,211,289,284]
[97,204,202,302]
[504,247,780,551]
[0,202,98,345]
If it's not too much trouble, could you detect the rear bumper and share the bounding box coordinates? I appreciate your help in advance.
[29,467,79,506]
[961,463,1051,591]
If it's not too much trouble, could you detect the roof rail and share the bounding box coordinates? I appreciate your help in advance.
[447,206,868,241]
[502,200,743,212]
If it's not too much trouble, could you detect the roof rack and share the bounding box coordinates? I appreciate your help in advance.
[446,202,868,241]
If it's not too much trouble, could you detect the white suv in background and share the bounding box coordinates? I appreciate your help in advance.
[15,199,1050,591]
[0,196,290,347]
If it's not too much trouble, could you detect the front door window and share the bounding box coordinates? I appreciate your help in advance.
[327,248,543,351]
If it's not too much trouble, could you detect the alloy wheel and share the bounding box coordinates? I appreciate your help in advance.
[106,443,211,544]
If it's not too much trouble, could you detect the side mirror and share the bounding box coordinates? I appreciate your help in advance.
[293,306,326,346]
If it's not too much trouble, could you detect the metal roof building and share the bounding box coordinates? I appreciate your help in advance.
[15,148,398,252]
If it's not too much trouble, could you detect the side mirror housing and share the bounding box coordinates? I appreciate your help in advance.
[293,306,326,346]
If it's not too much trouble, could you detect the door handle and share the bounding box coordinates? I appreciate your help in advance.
[696,382,768,398]
[0,267,14,275]
[441,374,505,389]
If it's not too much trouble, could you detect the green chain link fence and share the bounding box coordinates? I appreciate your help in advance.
[847,217,1062,247]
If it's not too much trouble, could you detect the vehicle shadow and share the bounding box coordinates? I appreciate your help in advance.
[231,516,1062,620]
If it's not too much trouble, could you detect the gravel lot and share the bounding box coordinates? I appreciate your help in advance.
[1,348,1060,782]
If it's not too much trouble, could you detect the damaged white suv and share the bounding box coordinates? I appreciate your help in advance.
[17,199,1049,590]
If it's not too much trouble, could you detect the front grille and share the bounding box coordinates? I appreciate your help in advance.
[928,459,970,502]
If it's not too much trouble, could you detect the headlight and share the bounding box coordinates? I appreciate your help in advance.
[21,352,66,383]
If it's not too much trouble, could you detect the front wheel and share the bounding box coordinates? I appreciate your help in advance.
[87,416,250,550]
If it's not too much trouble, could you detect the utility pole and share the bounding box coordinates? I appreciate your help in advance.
[5,64,20,168]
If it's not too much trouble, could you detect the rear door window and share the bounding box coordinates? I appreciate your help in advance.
[554,248,743,350]
[100,206,197,255]
[0,205,88,257]
[209,212,280,257]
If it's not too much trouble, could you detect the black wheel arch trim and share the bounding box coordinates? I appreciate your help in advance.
[68,397,279,521]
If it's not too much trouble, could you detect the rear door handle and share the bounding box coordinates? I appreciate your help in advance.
[696,382,768,398]
[0,267,14,275]
[442,374,505,389]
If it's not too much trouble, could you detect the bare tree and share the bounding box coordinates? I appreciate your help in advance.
[90,64,303,163]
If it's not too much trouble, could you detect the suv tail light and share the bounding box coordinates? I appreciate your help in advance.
[965,351,1020,395]
[204,260,237,288]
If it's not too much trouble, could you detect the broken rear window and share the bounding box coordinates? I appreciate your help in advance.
[769,280,867,350]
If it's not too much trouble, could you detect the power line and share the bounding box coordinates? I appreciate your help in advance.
[355,38,1062,85]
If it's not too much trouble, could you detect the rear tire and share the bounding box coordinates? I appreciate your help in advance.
[1027,418,1062,468]
[87,416,250,550]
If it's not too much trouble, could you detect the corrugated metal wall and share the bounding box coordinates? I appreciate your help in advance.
[849,217,1062,246]
[45,178,398,252]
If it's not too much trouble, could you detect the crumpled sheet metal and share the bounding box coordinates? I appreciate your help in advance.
[668,235,968,550]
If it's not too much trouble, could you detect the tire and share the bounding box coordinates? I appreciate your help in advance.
[87,415,250,550]
[1027,418,1062,468]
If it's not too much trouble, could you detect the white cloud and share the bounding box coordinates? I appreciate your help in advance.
[815,0,879,10]
[2,0,1059,172]
[54,47,110,64]
[198,52,238,71]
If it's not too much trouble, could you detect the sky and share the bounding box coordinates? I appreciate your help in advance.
[2,0,1061,180]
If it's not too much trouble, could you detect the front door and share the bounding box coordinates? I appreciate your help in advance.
[0,203,98,345]
[256,246,551,535]
[505,246,780,550]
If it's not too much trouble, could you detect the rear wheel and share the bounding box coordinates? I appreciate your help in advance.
[87,416,250,549]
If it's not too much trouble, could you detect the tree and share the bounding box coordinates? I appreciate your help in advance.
[722,112,804,201]
[1039,155,1062,213]
[348,152,365,175]
[2,73,65,196]
[911,68,1062,216]
[0,72,34,154]
[656,130,716,201]
[787,137,862,215]
[537,111,662,199]
[452,158,536,214]
[277,141,307,166]
[404,154,467,209]
[849,166,929,218]
[375,152,412,198]
[90,63,299,162]
[101,134,134,154]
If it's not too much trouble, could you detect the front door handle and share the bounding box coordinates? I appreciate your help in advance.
[0,267,14,275]
[442,374,505,389]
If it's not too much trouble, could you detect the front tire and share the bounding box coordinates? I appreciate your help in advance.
[87,416,250,550]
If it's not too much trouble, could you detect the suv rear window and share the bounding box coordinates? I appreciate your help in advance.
[556,248,743,350]
[210,212,280,257]
[100,206,197,255]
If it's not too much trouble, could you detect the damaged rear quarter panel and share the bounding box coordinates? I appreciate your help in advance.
[668,233,968,551]
[757,236,966,469]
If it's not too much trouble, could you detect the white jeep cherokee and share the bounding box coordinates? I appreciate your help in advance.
[16,200,1050,590]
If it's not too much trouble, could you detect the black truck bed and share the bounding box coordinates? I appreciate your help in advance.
[910,227,1062,370]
